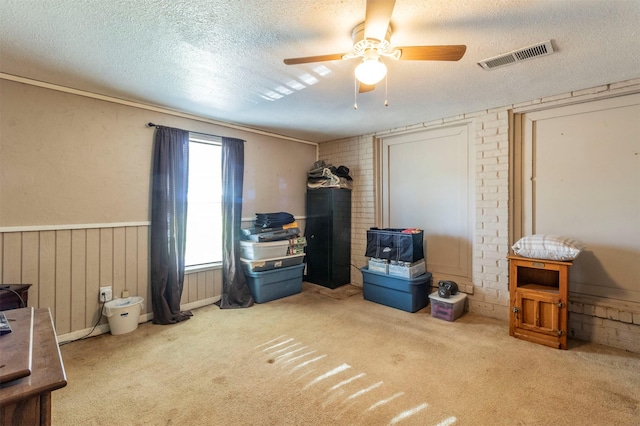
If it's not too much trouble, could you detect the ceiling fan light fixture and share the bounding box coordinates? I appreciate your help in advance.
[282,1,468,101]
[355,57,387,85]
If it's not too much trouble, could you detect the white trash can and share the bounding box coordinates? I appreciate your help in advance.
[103,296,144,335]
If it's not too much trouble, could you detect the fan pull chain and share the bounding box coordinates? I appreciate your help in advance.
[384,73,389,107]
[353,76,358,109]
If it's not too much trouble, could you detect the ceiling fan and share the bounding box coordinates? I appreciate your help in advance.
[283,0,467,94]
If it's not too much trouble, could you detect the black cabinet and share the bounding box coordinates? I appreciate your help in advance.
[305,188,351,288]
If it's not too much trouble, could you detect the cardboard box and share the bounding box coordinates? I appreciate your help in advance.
[428,292,467,321]
[288,244,306,255]
[361,267,432,313]
[289,236,307,245]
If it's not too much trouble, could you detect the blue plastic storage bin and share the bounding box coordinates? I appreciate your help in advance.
[243,263,304,303]
[361,267,432,312]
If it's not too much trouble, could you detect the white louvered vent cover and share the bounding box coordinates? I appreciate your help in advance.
[478,40,555,70]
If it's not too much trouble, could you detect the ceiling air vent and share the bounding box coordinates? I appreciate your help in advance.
[478,40,555,70]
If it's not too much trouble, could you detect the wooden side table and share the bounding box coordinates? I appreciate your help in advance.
[507,255,572,349]
[0,284,31,311]
[0,308,67,425]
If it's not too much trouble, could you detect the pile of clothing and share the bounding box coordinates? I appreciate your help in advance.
[242,212,300,242]
[307,160,352,190]
[254,212,295,229]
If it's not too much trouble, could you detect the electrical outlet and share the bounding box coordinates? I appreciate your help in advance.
[99,286,113,302]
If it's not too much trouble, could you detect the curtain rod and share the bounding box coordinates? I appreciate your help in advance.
[147,122,222,140]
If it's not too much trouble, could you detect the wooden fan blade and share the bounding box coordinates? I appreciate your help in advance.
[359,83,376,93]
[396,45,467,61]
[364,0,396,41]
[283,53,345,65]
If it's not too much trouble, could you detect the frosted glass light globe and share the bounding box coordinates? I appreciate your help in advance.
[355,58,387,85]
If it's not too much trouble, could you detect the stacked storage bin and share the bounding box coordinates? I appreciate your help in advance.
[361,228,432,313]
[428,292,467,322]
[240,237,306,303]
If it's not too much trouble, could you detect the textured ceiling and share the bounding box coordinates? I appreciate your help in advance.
[1,0,639,142]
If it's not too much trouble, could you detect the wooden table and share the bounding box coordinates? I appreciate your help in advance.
[0,308,67,425]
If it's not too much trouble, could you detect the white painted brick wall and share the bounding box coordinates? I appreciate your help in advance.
[318,78,640,352]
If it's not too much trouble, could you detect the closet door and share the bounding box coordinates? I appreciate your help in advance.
[519,93,640,303]
[380,123,474,280]
[305,189,331,285]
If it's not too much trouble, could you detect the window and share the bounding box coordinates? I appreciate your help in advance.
[184,134,222,268]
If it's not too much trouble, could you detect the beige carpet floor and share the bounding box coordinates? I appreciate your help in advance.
[53,282,640,425]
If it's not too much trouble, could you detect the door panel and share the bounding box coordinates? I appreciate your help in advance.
[516,290,560,336]
[520,94,640,303]
[380,124,473,278]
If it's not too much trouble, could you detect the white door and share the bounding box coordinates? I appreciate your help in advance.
[380,123,474,279]
[520,93,640,302]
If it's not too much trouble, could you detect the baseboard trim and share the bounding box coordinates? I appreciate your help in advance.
[181,296,221,312]
[57,296,221,344]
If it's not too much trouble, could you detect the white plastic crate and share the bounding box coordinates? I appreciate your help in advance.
[241,253,305,272]
[388,259,426,278]
[240,240,290,260]
[368,258,389,274]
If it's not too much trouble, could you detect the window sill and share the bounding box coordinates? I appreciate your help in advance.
[185,262,222,274]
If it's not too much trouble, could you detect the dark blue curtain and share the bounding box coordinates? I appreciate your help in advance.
[150,126,192,324]
[219,137,254,308]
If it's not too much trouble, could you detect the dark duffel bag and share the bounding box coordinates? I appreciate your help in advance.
[365,228,425,263]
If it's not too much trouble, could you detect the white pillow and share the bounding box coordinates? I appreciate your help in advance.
[512,234,585,261]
